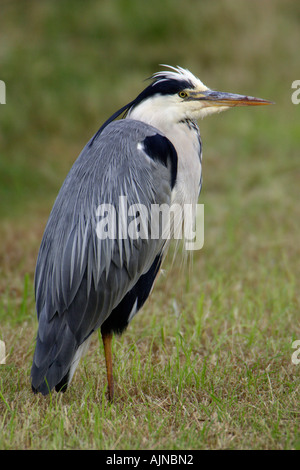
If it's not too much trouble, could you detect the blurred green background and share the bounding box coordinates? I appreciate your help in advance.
[0,0,299,219]
[1,0,300,316]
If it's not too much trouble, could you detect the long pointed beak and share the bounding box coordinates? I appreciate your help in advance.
[196,90,274,107]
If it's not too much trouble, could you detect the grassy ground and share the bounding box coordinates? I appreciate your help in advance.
[0,0,299,450]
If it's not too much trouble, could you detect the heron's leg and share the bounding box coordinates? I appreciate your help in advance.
[101,330,114,401]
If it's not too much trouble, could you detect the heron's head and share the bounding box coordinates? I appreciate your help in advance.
[128,65,273,124]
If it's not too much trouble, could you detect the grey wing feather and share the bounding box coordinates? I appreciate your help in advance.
[31,119,177,393]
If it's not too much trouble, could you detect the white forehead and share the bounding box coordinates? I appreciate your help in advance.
[152,65,208,91]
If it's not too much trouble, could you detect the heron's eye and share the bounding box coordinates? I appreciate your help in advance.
[178,91,188,99]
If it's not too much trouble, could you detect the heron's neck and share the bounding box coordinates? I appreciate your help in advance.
[127,99,176,133]
[127,97,196,145]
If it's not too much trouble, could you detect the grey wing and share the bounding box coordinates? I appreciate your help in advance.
[31,119,177,394]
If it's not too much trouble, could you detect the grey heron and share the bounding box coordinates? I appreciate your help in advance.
[31,65,272,400]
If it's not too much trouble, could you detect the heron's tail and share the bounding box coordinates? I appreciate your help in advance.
[31,312,84,395]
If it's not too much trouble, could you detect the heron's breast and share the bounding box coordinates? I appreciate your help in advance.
[169,126,202,207]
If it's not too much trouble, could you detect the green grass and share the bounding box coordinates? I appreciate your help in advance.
[0,0,300,450]
[0,266,299,449]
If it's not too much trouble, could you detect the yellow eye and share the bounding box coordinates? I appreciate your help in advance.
[178,91,188,99]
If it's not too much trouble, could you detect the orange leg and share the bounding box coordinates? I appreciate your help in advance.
[101,331,114,401]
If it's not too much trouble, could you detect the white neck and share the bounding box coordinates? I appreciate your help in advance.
[127,95,180,133]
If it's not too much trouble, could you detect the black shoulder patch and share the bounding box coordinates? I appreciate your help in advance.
[143,134,178,189]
